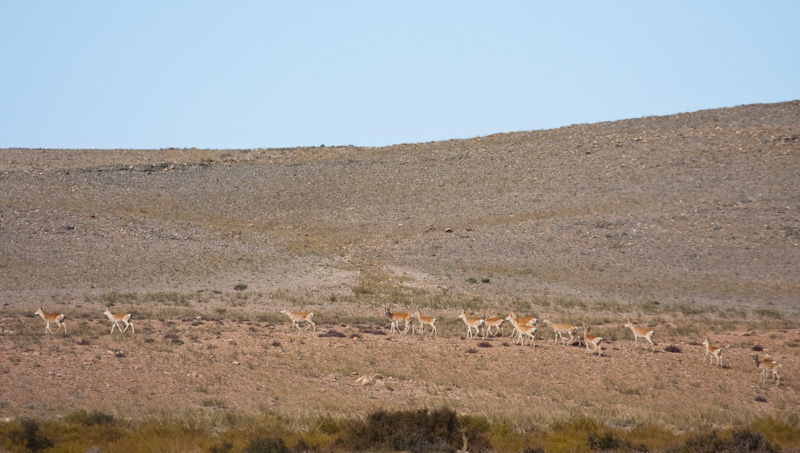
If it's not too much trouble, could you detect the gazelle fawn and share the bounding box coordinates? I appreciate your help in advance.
[103,308,135,334]
[413,310,437,337]
[542,318,578,346]
[516,324,537,347]
[624,319,655,351]
[702,337,721,366]
[754,355,781,385]
[384,307,413,335]
[280,309,316,331]
[34,307,66,335]
[458,310,484,339]
[583,324,603,356]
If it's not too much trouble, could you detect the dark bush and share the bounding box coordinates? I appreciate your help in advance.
[728,429,778,452]
[336,407,490,452]
[587,431,646,452]
[234,283,248,291]
[752,344,764,351]
[9,418,53,452]
[664,345,682,353]
[245,437,289,453]
[672,429,777,453]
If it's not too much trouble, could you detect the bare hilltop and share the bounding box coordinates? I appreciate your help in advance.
[0,101,799,446]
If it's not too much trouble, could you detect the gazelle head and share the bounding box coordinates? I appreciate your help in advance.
[384,307,392,317]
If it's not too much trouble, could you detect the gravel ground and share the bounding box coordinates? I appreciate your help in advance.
[0,101,798,428]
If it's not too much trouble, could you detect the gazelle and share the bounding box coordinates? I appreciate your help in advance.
[516,324,537,347]
[34,307,66,335]
[624,319,655,351]
[482,315,504,339]
[103,308,135,334]
[583,324,603,356]
[754,355,781,385]
[542,318,578,346]
[507,311,537,339]
[701,337,722,366]
[413,310,437,337]
[384,307,413,335]
[458,309,484,339]
[280,309,316,331]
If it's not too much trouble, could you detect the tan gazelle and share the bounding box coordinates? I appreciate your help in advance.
[34,307,66,335]
[624,319,655,351]
[280,309,316,331]
[103,308,135,334]
[384,307,413,335]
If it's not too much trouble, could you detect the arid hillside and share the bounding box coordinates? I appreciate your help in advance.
[1,102,798,313]
[0,102,799,441]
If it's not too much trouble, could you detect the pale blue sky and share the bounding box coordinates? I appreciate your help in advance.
[1,1,798,149]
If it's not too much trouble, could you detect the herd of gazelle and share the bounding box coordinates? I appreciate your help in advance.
[380,308,780,384]
[26,306,784,385]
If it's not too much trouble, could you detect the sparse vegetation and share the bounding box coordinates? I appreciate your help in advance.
[1,410,796,452]
[1,102,799,450]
